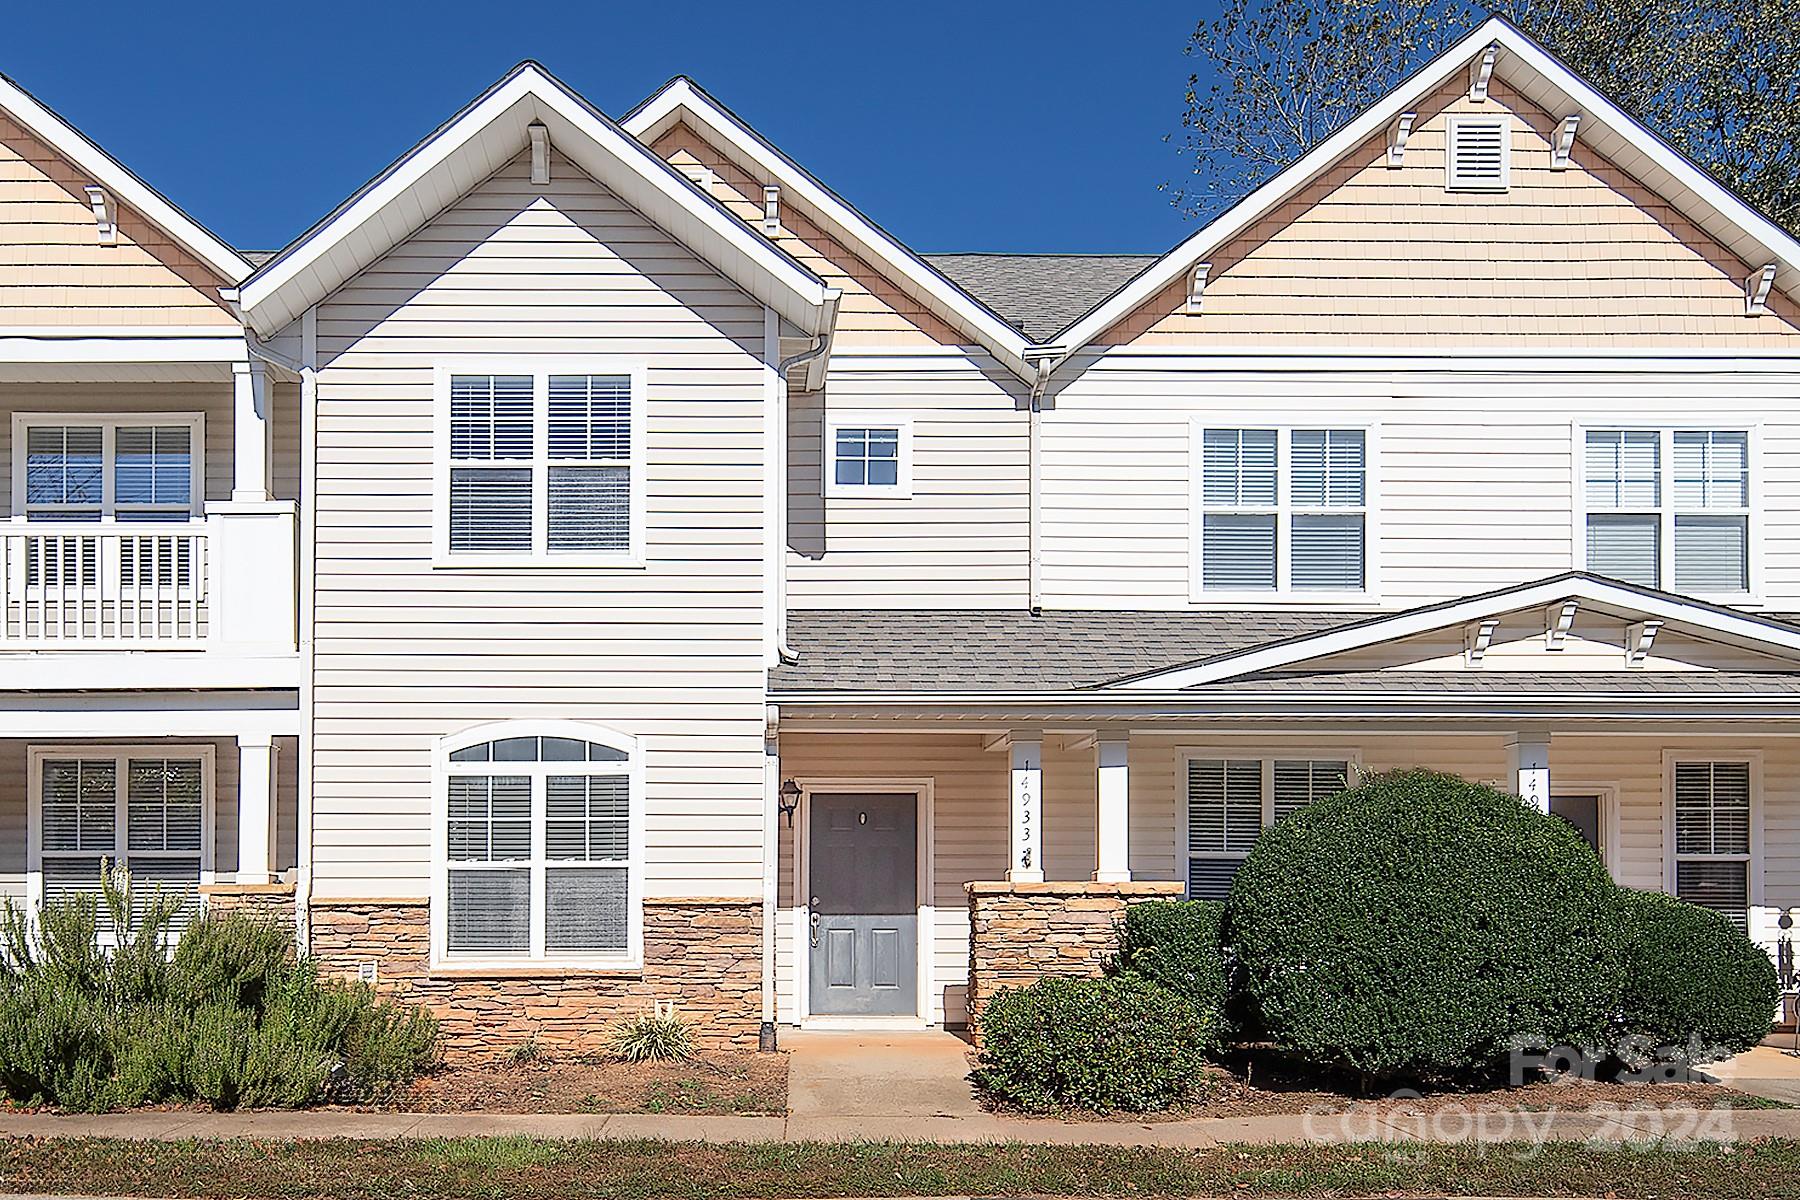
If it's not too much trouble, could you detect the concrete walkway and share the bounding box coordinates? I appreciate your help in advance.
[785,1029,984,1119]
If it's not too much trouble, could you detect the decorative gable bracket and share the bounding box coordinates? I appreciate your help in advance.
[1185,262,1211,315]
[1385,112,1417,168]
[1464,618,1501,665]
[1625,619,1664,668]
[1746,264,1777,316]
[762,185,780,234]
[82,185,117,245]
[528,123,550,186]
[1551,115,1580,170]
[1545,600,1579,650]
[1470,43,1498,101]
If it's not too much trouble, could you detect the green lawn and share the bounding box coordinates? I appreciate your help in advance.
[1,1136,1797,1199]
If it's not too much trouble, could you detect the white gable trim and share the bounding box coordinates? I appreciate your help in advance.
[0,73,250,285]
[1115,574,1800,690]
[240,63,833,339]
[621,78,1035,379]
[1054,17,1800,352]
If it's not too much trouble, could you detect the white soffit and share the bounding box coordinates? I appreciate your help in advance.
[622,77,1035,378]
[1114,574,1800,690]
[1054,16,1800,352]
[0,72,251,286]
[239,63,834,339]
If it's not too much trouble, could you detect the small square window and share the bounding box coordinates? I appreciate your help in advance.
[824,419,912,498]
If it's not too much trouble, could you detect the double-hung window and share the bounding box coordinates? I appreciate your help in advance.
[438,724,642,967]
[29,746,210,937]
[1185,755,1350,899]
[1583,428,1750,594]
[437,365,643,564]
[1669,759,1755,930]
[1197,426,1367,596]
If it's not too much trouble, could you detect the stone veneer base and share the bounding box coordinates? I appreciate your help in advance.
[308,897,763,1061]
[965,880,1185,1034]
[201,882,298,930]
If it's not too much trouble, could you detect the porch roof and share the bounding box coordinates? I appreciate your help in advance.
[773,609,1370,692]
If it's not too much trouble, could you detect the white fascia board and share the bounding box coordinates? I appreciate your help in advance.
[0,74,250,285]
[240,65,833,340]
[622,78,1035,378]
[0,653,301,691]
[1116,575,1800,690]
[1055,17,1800,352]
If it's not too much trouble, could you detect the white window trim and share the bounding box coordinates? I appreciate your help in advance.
[1189,419,1380,605]
[1176,749,1362,898]
[430,719,646,972]
[25,744,217,928]
[1445,114,1511,192]
[822,414,914,500]
[431,358,647,569]
[1661,750,1763,911]
[1570,423,1762,603]
[10,412,206,523]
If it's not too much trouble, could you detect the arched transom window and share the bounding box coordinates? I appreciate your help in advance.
[436,723,641,966]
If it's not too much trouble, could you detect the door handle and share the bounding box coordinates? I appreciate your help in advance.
[809,897,822,948]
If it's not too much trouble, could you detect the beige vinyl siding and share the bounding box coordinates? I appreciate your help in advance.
[0,382,302,515]
[1040,366,1800,608]
[309,148,771,902]
[0,112,236,328]
[776,727,1800,1023]
[651,124,956,348]
[787,359,1029,608]
[1108,76,1800,347]
[0,735,301,909]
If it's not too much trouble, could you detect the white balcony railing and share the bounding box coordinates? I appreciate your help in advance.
[2,523,207,644]
[0,508,295,654]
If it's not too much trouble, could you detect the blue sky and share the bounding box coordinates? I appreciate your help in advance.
[6,1,1212,255]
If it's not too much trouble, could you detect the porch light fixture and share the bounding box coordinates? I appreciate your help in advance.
[779,779,801,826]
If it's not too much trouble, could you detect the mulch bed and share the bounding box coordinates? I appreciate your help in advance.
[386,1051,788,1115]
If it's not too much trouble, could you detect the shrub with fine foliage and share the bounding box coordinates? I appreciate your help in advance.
[970,974,1216,1113]
[1616,889,1779,1065]
[1111,899,1231,1026]
[0,869,437,1112]
[1227,769,1628,1083]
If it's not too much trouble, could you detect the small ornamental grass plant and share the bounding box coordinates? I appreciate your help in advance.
[611,1002,695,1063]
[0,866,437,1112]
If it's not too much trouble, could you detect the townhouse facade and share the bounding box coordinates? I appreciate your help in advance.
[3,17,1798,1051]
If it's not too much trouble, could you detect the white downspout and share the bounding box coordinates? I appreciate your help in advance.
[1022,347,1063,615]
[774,289,841,663]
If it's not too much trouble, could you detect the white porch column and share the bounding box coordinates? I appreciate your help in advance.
[236,733,278,884]
[1506,732,1551,813]
[231,359,273,502]
[1008,736,1044,883]
[1094,739,1131,882]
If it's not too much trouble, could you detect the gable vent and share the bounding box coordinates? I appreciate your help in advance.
[1446,116,1510,191]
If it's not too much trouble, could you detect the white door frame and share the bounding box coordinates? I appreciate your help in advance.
[792,776,935,1028]
[1548,781,1620,871]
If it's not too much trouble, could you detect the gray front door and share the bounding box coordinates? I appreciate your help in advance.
[808,793,918,1016]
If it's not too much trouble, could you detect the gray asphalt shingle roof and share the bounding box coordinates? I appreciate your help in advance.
[772,610,1372,692]
[922,254,1157,342]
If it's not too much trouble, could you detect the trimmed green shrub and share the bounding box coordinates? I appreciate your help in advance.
[970,974,1216,1113]
[1617,889,1779,1065]
[1228,769,1629,1084]
[0,866,437,1112]
[1111,899,1231,1029]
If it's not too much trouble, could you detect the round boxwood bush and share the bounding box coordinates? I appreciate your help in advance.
[1617,888,1778,1065]
[1111,899,1231,1025]
[1228,768,1628,1084]
[969,973,1216,1113]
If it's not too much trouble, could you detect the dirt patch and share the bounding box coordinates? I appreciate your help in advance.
[389,1051,787,1115]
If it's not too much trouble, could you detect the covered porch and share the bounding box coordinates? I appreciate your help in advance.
[769,577,1800,1032]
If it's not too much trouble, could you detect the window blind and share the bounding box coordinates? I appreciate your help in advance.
[1586,514,1660,587]
[1672,761,1752,928]
[1273,759,1348,822]
[449,374,535,553]
[1186,759,1262,900]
